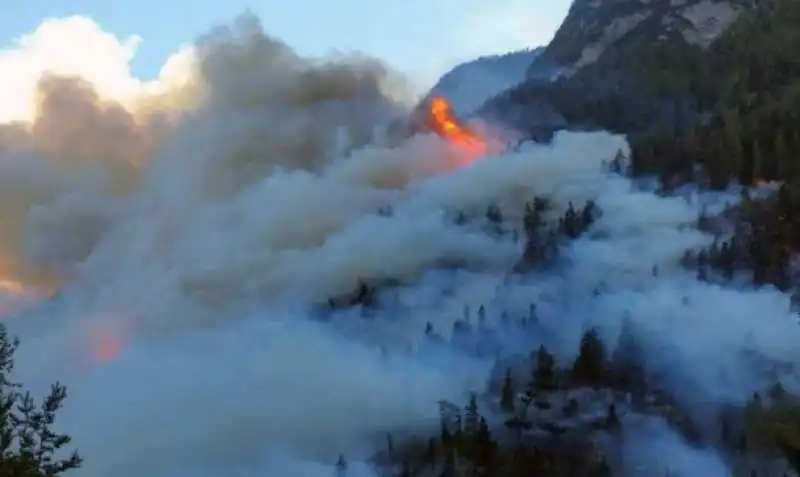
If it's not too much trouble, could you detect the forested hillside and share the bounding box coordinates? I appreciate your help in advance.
[632,0,800,297]
[480,0,800,299]
[359,1,800,476]
[5,2,800,477]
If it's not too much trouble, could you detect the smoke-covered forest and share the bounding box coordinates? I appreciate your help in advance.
[3,1,800,477]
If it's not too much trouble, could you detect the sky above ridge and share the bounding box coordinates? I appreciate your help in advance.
[0,0,570,88]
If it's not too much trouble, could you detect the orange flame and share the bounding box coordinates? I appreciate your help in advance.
[428,96,487,158]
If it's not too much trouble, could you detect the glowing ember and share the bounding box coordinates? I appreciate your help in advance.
[90,325,129,364]
[427,96,487,159]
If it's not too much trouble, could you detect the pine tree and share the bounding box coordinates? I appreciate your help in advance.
[424,438,437,470]
[440,451,456,477]
[386,433,395,462]
[533,345,558,392]
[485,203,504,236]
[751,140,764,183]
[571,328,608,388]
[527,345,558,410]
[591,456,613,477]
[605,403,621,432]
[440,419,452,447]
[528,303,538,325]
[472,417,496,477]
[767,381,788,403]
[500,367,516,413]
[611,317,647,396]
[486,203,503,224]
[562,398,579,418]
[398,460,411,477]
[335,454,347,477]
[0,324,82,477]
[775,133,789,176]
[463,394,480,436]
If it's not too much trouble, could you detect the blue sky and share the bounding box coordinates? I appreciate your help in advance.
[1,0,570,85]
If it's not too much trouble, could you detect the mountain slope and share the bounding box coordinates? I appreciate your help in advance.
[540,0,752,74]
[427,48,544,116]
[7,6,800,477]
[631,0,800,188]
[479,0,759,139]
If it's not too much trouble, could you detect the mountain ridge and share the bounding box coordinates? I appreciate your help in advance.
[425,48,545,117]
[472,0,765,142]
[538,0,753,76]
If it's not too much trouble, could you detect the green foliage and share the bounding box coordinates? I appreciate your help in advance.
[361,316,800,476]
[684,182,800,290]
[734,386,800,475]
[486,0,800,200]
[363,324,670,476]
[334,5,800,469]
[630,0,800,188]
[0,324,81,477]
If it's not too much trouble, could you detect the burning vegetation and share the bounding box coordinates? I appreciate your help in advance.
[426,96,487,158]
[386,95,496,165]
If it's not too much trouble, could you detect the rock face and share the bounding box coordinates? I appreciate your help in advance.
[422,0,761,143]
[535,0,753,75]
[426,48,545,116]
[470,0,762,141]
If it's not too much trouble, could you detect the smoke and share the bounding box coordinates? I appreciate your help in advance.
[620,417,730,477]
[0,10,799,477]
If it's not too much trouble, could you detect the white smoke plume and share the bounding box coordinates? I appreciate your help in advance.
[0,11,799,477]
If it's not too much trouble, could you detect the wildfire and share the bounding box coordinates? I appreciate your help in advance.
[427,96,487,158]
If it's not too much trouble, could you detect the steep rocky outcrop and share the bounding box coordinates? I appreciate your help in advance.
[540,0,753,75]
[475,0,759,140]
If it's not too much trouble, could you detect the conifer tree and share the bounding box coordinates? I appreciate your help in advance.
[0,324,82,477]
[424,438,437,470]
[611,317,647,396]
[525,345,558,410]
[605,404,621,432]
[463,394,480,437]
[335,455,347,477]
[571,328,608,388]
[500,368,515,413]
[399,460,411,477]
[533,345,558,393]
[471,418,496,477]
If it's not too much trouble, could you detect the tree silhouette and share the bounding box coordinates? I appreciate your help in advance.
[0,324,81,477]
[500,368,515,413]
[571,328,608,388]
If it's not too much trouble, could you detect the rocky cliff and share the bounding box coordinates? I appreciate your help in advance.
[477,0,760,140]
[540,0,753,75]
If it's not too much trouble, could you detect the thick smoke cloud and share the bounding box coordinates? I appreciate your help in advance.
[1,10,799,477]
